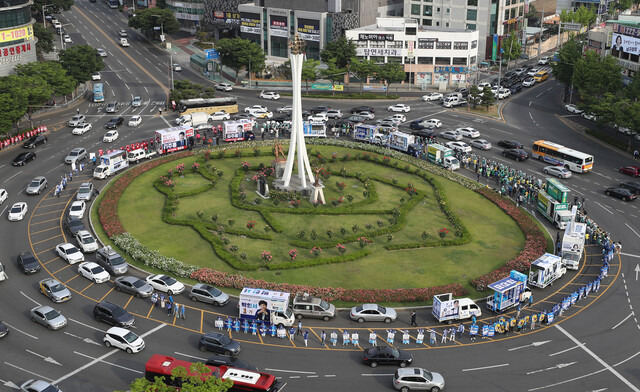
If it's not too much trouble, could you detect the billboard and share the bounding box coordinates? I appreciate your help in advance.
[270,17,288,38]
[0,25,33,44]
[612,33,640,55]
[241,14,261,35]
[155,125,194,154]
[297,18,320,42]
[223,119,253,141]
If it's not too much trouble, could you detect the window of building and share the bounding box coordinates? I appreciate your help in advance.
[519,6,523,16]
[370,40,385,48]
[417,40,434,49]
[270,38,288,58]
[411,4,420,15]
[436,41,451,49]
[422,19,432,26]
[446,8,450,13]
[446,22,449,27]
[418,57,433,64]
[404,57,416,64]
[0,7,31,29]
[452,57,467,65]
[436,21,439,26]
[435,57,450,65]
[388,56,403,63]
[467,0,478,5]
[423,5,432,16]
[470,55,477,64]
[504,10,509,20]
[388,41,403,48]
[466,24,476,30]
[369,56,384,62]
[406,27,417,35]
[436,7,440,12]
[466,9,477,20]
[471,40,477,49]
[505,0,510,5]
[356,41,368,48]
[454,42,468,50]
[510,8,516,18]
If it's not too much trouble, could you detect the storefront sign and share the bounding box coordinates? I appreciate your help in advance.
[270,19,288,38]
[356,48,402,56]
[418,38,438,43]
[175,13,201,21]
[0,42,31,64]
[358,33,394,41]
[613,24,640,39]
[241,16,261,34]
[311,83,344,91]
[297,19,320,42]
[434,66,468,73]
[0,25,33,44]
[612,33,640,55]
[214,11,240,25]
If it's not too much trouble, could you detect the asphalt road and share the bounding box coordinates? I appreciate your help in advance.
[1,3,640,391]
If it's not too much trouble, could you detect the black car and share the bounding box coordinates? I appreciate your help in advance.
[413,129,436,138]
[620,181,640,194]
[273,114,291,122]
[605,187,637,201]
[105,117,124,129]
[93,301,135,328]
[18,251,40,274]
[497,140,523,149]
[510,84,523,94]
[504,71,516,79]
[351,106,375,114]
[409,120,434,131]
[206,354,258,371]
[23,135,48,149]
[232,114,253,121]
[64,216,85,236]
[0,321,8,338]
[502,148,529,161]
[362,346,413,368]
[13,151,36,166]
[310,105,331,114]
[198,332,241,356]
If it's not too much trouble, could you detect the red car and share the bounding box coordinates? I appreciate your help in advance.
[619,166,640,177]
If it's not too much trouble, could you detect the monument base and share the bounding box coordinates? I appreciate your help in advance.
[272,159,286,178]
[309,184,326,205]
[273,174,315,196]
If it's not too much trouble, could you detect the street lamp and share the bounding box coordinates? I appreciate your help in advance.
[152,15,164,42]
[59,23,72,52]
[42,4,54,29]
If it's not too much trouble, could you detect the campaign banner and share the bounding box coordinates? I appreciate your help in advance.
[297,19,320,42]
[213,11,240,25]
[241,16,261,35]
[0,25,33,44]
[612,33,640,55]
[270,19,288,38]
[547,312,554,324]
[613,24,640,39]
[155,125,194,154]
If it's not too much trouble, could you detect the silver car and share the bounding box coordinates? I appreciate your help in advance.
[65,148,87,164]
[26,176,47,195]
[189,283,229,306]
[20,380,62,392]
[350,303,397,323]
[39,278,72,303]
[543,165,572,179]
[76,183,94,201]
[114,276,154,298]
[30,305,67,330]
[393,367,445,392]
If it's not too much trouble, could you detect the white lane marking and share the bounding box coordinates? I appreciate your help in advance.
[362,373,395,376]
[46,164,64,174]
[4,362,54,382]
[25,349,62,366]
[4,171,21,183]
[611,312,634,330]
[265,368,317,374]
[554,325,640,392]
[508,340,551,351]
[307,375,319,378]
[549,344,582,357]
[20,291,41,306]
[174,352,207,361]
[594,201,614,214]
[324,375,336,377]
[68,318,107,333]
[526,362,577,374]
[489,127,513,135]
[462,363,509,372]
[2,322,38,339]
[74,351,143,374]
[624,223,640,239]
[53,323,166,384]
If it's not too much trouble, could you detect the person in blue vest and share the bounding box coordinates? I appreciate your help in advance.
[225,316,232,331]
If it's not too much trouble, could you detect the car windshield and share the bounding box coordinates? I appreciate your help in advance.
[70,151,79,157]
[355,305,363,313]
[207,286,222,296]
[67,246,80,254]
[71,205,82,211]
[132,279,145,288]
[79,188,90,194]
[29,180,41,187]
[111,306,126,317]
[81,236,94,244]
[160,276,177,285]
[44,309,61,320]
[424,371,433,381]
[90,266,104,274]
[50,283,65,292]
[218,335,232,345]
[377,305,387,313]
[10,206,22,213]
[389,347,400,357]
[123,331,140,343]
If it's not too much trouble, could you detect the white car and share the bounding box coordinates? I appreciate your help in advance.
[378,116,403,126]
[128,115,142,127]
[424,119,442,128]
[172,63,182,72]
[72,123,92,135]
[387,114,406,123]
[75,230,99,253]
[440,130,462,141]
[421,92,443,102]
[477,82,491,89]
[209,111,230,121]
[8,202,27,221]
[131,96,142,107]
[63,34,71,43]
[78,261,110,284]
[104,327,145,354]
[0,188,7,204]
[355,111,375,120]
[76,183,94,201]
[387,104,411,112]
[326,109,342,119]
[250,109,273,119]
[446,141,472,153]
[498,88,511,99]
[522,78,536,87]
[175,115,191,125]
[259,91,280,100]
[582,112,599,121]
[103,130,119,143]
[456,127,480,138]
[244,105,268,113]
[308,113,328,122]
[68,115,86,127]
[92,72,101,81]
[565,104,583,114]
[119,29,128,37]
[538,56,550,65]
[527,68,540,77]
[470,139,492,150]
[97,48,107,57]
[543,165,572,179]
[68,201,86,219]
[145,274,185,295]
[56,243,85,264]
[215,83,233,92]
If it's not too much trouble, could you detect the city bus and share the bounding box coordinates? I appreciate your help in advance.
[93,83,104,103]
[144,354,283,392]
[178,97,239,115]
[531,140,594,173]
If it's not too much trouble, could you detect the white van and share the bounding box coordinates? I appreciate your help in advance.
[127,149,146,164]
[119,38,129,47]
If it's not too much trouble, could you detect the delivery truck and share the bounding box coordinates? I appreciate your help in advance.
[537,190,572,229]
[155,125,195,155]
[93,150,128,179]
[238,287,295,327]
[426,143,460,170]
[223,119,255,142]
[184,111,209,128]
[432,293,481,323]
[353,124,387,145]
[561,212,586,270]
[303,121,327,137]
[528,253,567,288]
[388,131,415,153]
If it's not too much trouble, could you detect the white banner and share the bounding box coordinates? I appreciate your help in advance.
[241,17,261,35]
[270,20,288,38]
[612,33,640,55]
[356,48,402,56]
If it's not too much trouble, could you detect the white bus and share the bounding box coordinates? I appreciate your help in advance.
[531,140,594,173]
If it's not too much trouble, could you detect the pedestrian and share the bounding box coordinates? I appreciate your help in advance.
[441,329,448,343]
[159,294,165,309]
[76,108,80,114]
[410,310,417,327]
[635,149,639,160]
[457,324,464,339]
[369,331,377,345]
[180,303,186,319]
[174,302,179,318]
[92,156,97,166]
[429,329,437,345]
[251,321,257,335]
[449,327,456,342]
[303,330,309,347]
[289,326,295,341]
[581,196,585,209]
[351,331,359,346]
[151,292,158,307]
[516,303,521,319]
[528,293,533,308]
[168,294,174,304]
[215,316,223,330]
[166,300,172,316]
[297,320,303,335]
[343,330,350,345]
[320,330,326,346]
[331,331,337,346]
[69,171,73,182]
[416,329,424,344]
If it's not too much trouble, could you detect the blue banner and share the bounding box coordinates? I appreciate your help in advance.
[547,312,555,324]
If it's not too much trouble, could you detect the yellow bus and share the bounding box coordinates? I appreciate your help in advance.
[532,140,594,173]
[533,70,549,82]
[178,97,239,115]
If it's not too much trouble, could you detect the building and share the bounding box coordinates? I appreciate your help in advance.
[404,0,526,60]
[166,0,205,32]
[0,0,37,75]
[587,17,640,84]
[346,17,479,87]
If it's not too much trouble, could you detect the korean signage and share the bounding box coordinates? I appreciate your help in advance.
[0,25,33,44]
[297,19,320,42]
[434,66,468,73]
[613,24,640,39]
[356,48,401,56]
[418,38,438,43]
[175,13,201,21]
[270,18,288,38]
[311,83,343,91]
[241,15,261,35]
[358,33,394,41]
[613,33,640,55]
[0,42,32,64]
[213,11,240,25]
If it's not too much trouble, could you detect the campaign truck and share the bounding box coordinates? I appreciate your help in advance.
[388,131,415,153]
[155,125,195,155]
[561,218,586,270]
[186,112,209,128]
[93,150,128,179]
[223,119,255,142]
[238,288,295,327]
[537,190,572,229]
[528,253,567,288]
[303,121,327,137]
[486,270,529,313]
[426,143,460,170]
[353,124,387,145]
[432,293,481,323]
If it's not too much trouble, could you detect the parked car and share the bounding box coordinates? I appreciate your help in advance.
[326,109,343,119]
[543,166,572,179]
[619,166,640,177]
[439,130,462,141]
[456,127,480,138]
[421,92,443,101]
[215,83,233,92]
[13,152,36,166]
[68,200,86,219]
[445,141,472,153]
[26,176,48,195]
[497,140,523,149]
[424,119,442,128]
[527,68,540,77]
[106,116,124,129]
[308,113,329,122]
[104,326,145,354]
[522,78,535,87]
[30,305,67,330]
[605,187,637,201]
[18,251,40,274]
[363,346,413,368]
[198,332,241,355]
[310,105,331,114]
[393,367,445,392]
[20,380,63,392]
[64,216,85,236]
[114,276,154,297]
[259,91,280,100]
[103,130,119,143]
[146,274,185,294]
[209,111,230,121]
[93,301,135,327]
[244,105,268,113]
[355,111,375,120]
[565,104,583,114]
[39,278,72,303]
[23,135,48,148]
[189,284,229,306]
[72,123,92,135]
[510,84,523,94]
[502,148,529,161]
[8,202,28,221]
[470,139,492,150]
[350,303,397,323]
[75,230,99,253]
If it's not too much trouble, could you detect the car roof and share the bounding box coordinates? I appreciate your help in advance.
[106,326,131,336]
[361,303,379,310]
[396,367,425,377]
[204,331,225,339]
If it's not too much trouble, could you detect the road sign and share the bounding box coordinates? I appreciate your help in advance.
[564,23,581,31]
[205,49,219,60]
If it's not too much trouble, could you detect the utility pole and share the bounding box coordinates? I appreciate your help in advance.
[537,3,545,61]
[556,21,563,50]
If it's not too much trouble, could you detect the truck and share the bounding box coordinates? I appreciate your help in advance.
[127,148,156,164]
[528,253,567,288]
[222,119,255,142]
[119,38,129,47]
[184,112,209,128]
[292,292,336,321]
[239,288,295,327]
[442,96,467,108]
[388,131,415,153]
[303,121,327,138]
[537,190,572,229]
[155,125,195,155]
[432,293,481,323]
[561,216,586,270]
[426,143,460,170]
[353,124,387,145]
[93,150,129,179]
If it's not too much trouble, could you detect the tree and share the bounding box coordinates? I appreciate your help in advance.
[480,86,495,111]
[120,362,233,392]
[501,30,522,70]
[33,0,74,13]
[128,8,179,39]
[376,62,405,95]
[349,58,380,94]
[58,45,104,85]
[573,51,622,107]
[301,59,319,94]
[20,75,53,107]
[0,77,29,133]
[319,58,345,96]
[216,38,265,84]
[574,5,597,28]
[550,40,582,102]
[15,61,75,97]
[33,23,55,54]
[321,36,356,69]
[469,84,481,108]
[525,3,537,19]
[625,70,640,101]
